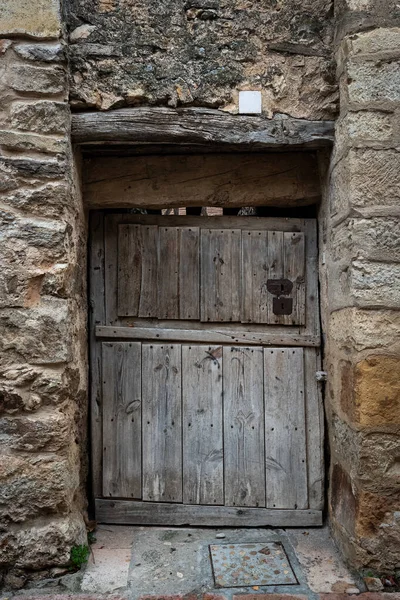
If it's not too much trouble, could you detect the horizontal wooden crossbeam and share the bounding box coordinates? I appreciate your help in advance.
[72,107,334,150]
[96,499,323,527]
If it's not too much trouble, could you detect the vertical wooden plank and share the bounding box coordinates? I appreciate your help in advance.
[117,224,159,318]
[264,348,308,509]
[182,345,223,505]
[102,342,142,498]
[283,231,305,326]
[201,228,241,322]
[224,346,266,508]
[89,211,105,497]
[138,225,159,317]
[142,344,182,502]
[266,230,284,324]
[304,347,324,509]
[179,227,200,320]
[104,213,119,325]
[241,230,269,324]
[158,227,179,319]
[118,224,140,317]
[304,219,320,337]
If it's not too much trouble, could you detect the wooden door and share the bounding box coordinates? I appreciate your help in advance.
[90,214,324,526]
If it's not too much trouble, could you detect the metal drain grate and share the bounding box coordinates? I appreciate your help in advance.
[210,542,297,588]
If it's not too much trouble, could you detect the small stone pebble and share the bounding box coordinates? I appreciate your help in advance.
[216,533,226,539]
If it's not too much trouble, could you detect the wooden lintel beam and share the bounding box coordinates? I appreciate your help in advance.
[72,107,334,149]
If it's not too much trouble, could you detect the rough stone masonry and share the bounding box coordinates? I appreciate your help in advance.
[0,0,399,587]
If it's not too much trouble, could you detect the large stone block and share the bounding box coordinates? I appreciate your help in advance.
[0,366,81,415]
[331,218,400,263]
[345,111,393,143]
[344,148,400,212]
[1,183,71,219]
[352,218,400,262]
[351,27,400,56]
[8,65,65,95]
[330,463,357,536]
[1,156,66,179]
[0,299,73,364]
[329,308,400,353]
[10,101,68,134]
[0,452,78,523]
[0,513,87,570]
[352,260,400,308]
[358,432,400,493]
[13,42,64,62]
[0,130,66,154]
[0,0,61,39]
[347,60,400,106]
[0,412,72,452]
[355,355,400,426]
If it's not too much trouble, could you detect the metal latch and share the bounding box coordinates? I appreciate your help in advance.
[316,371,327,382]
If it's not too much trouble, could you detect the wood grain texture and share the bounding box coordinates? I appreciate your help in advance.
[179,227,200,320]
[201,228,241,322]
[96,499,323,526]
[142,344,182,503]
[102,342,142,498]
[72,107,334,149]
[282,231,305,326]
[223,346,266,508]
[104,214,119,324]
[182,345,223,505]
[305,347,324,510]
[89,211,105,497]
[241,230,269,324]
[83,152,322,209]
[264,348,308,510]
[266,230,284,324]
[96,326,319,347]
[158,226,179,319]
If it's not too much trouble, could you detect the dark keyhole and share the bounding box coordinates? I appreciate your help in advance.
[273,296,293,316]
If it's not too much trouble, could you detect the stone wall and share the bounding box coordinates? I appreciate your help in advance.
[0,0,87,587]
[1,0,400,582]
[320,0,400,571]
[65,0,338,118]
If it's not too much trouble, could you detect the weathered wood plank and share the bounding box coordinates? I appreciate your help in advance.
[83,152,322,209]
[118,224,141,317]
[179,227,200,320]
[142,344,182,503]
[158,227,179,319]
[223,346,265,508]
[282,231,305,326]
[304,219,320,337]
[241,230,269,324]
[304,347,324,510]
[104,214,119,324]
[201,228,241,322]
[72,107,334,150]
[266,231,284,324]
[89,211,105,497]
[264,348,308,509]
[96,326,320,347]
[102,342,142,498]
[182,345,223,505]
[95,499,323,527]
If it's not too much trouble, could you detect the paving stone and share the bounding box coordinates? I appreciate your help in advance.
[232,594,308,600]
